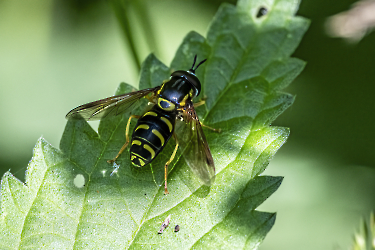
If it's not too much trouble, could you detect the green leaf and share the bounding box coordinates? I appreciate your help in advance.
[351,212,375,250]
[0,0,308,249]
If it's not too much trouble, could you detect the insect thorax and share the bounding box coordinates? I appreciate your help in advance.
[157,76,196,110]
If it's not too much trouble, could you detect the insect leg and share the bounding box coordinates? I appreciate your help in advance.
[200,122,221,133]
[107,114,140,164]
[144,92,158,103]
[193,95,208,108]
[164,136,179,194]
[193,100,205,108]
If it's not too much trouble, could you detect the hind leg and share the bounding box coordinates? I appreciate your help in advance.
[107,115,140,164]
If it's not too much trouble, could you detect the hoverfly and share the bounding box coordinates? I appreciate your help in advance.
[66,56,218,194]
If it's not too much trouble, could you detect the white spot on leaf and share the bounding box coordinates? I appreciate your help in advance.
[73,174,85,188]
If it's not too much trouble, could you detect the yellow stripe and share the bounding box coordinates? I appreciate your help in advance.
[132,140,142,146]
[152,129,165,146]
[143,144,155,159]
[179,94,189,106]
[138,158,145,166]
[144,111,158,117]
[158,98,175,111]
[157,80,168,95]
[135,124,149,131]
[160,117,173,132]
[131,152,147,160]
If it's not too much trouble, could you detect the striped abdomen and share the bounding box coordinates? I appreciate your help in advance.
[130,106,176,167]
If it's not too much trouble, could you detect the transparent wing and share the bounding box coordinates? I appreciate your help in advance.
[66,87,160,121]
[175,102,215,186]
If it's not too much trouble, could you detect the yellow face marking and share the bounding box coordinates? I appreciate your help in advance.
[144,111,158,117]
[189,89,194,97]
[131,155,136,161]
[152,129,165,146]
[135,124,149,131]
[179,94,189,107]
[132,140,142,146]
[158,98,175,111]
[143,144,155,159]
[160,117,173,132]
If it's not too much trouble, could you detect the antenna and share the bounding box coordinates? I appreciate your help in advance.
[189,55,207,73]
[190,55,197,71]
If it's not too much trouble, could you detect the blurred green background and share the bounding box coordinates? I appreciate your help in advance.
[0,0,374,249]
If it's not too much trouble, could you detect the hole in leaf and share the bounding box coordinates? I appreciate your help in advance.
[74,174,85,188]
[256,7,268,18]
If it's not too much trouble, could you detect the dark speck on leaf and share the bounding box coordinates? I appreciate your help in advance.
[256,7,268,18]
